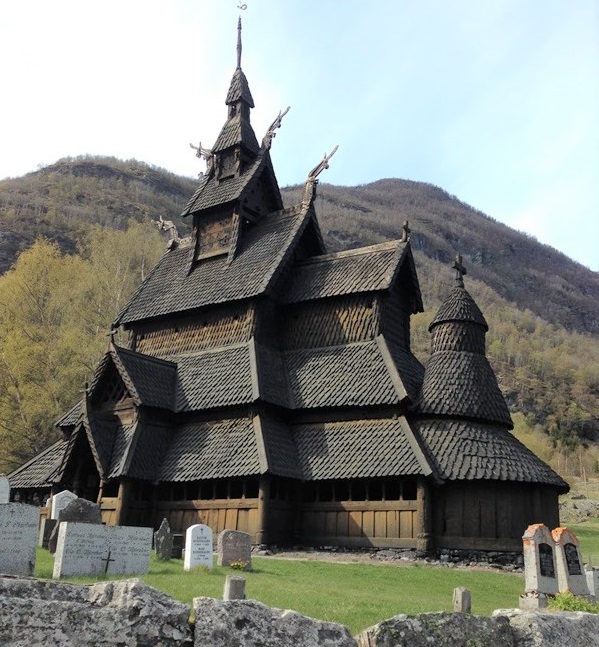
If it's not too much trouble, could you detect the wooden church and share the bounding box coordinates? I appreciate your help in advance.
[9,22,568,553]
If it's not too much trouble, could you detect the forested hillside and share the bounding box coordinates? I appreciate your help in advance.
[0,156,597,479]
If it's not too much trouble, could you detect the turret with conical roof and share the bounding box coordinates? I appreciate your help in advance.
[414,254,512,427]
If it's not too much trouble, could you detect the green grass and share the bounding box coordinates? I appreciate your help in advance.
[35,550,523,634]
[571,520,599,566]
[33,524,599,634]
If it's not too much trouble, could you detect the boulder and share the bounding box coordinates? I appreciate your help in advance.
[193,597,357,647]
[493,608,599,647]
[355,612,513,647]
[0,576,192,647]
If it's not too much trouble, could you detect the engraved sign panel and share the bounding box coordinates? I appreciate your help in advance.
[538,543,555,578]
[564,542,582,575]
[184,524,213,571]
[0,503,38,575]
[53,522,153,578]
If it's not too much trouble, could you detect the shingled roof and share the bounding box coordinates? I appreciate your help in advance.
[116,205,312,325]
[281,241,421,307]
[294,418,432,480]
[7,439,68,489]
[429,285,487,331]
[413,418,568,491]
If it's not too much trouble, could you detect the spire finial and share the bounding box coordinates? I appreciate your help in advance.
[400,220,411,243]
[452,254,467,287]
[237,16,242,69]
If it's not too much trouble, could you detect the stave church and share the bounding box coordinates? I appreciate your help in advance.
[9,21,567,553]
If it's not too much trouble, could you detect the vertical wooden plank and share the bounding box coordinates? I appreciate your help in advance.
[362,510,374,538]
[462,489,480,537]
[238,509,249,533]
[225,507,237,530]
[217,508,227,533]
[348,511,362,537]
[387,510,399,538]
[374,511,387,538]
[399,511,413,538]
[479,487,496,538]
[336,511,348,537]
[325,511,337,537]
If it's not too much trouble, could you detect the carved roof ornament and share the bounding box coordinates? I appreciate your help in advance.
[236,16,243,69]
[189,141,214,174]
[400,220,411,243]
[153,215,181,250]
[302,146,339,206]
[262,106,290,150]
[453,253,467,288]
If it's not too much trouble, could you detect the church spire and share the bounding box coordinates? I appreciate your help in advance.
[237,16,242,69]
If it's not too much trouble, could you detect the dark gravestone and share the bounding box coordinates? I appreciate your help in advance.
[48,498,102,554]
[564,542,582,575]
[538,543,555,578]
[172,534,184,559]
[38,518,58,549]
[154,518,174,561]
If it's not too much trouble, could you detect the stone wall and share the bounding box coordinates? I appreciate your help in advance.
[1,575,599,647]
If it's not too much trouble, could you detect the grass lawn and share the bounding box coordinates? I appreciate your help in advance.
[33,521,599,635]
[35,550,523,634]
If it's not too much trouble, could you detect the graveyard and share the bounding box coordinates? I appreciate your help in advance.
[21,518,598,634]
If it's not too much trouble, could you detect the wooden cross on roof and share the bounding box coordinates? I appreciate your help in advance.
[453,254,467,287]
[400,220,411,243]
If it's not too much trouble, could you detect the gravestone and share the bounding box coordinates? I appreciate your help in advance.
[223,575,246,600]
[172,533,184,559]
[38,518,58,549]
[552,526,590,596]
[0,503,39,575]
[452,587,471,613]
[184,524,213,571]
[522,523,558,595]
[154,518,174,560]
[50,490,78,520]
[586,568,599,601]
[53,522,153,578]
[48,496,102,553]
[0,476,10,504]
[217,529,252,569]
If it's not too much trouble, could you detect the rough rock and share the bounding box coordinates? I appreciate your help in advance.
[492,608,599,647]
[0,576,192,647]
[355,612,514,647]
[193,597,357,647]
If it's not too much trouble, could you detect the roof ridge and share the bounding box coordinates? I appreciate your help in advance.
[295,239,402,266]
[112,344,177,368]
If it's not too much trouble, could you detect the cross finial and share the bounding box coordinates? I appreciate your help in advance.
[236,17,242,69]
[453,254,467,287]
[400,220,411,243]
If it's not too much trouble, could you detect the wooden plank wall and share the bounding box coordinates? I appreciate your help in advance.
[154,499,260,542]
[299,501,419,548]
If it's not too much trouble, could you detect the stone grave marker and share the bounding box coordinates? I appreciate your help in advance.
[217,529,252,569]
[522,523,558,596]
[53,522,153,578]
[172,533,184,559]
[48,497,102,553]
[184,523,213,571]
[0,503,39,576]
[586,568,599,601]
[0,476,10,504]
[38,518,58,549]
[50,490,78,520]
[154,518,174,560]
[552,526,590,596]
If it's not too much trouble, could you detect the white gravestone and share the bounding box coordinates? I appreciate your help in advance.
[184,524,213,571]
[53,522,153,579]
[50,490,78,520]
[552,526,590,596]
[0,503,39,576]
[522,523,558,595]
[217,529,252,568]
[0,476,10,504]
[586,568,599,601]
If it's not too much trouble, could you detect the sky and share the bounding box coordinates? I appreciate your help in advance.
[1,0,598,271]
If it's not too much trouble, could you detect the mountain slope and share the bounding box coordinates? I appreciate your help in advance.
[0,156,597,458]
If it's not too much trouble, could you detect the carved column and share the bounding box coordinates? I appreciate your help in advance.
[416,477,433,552]
[256,476,270,546]
[114,478,130,527]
